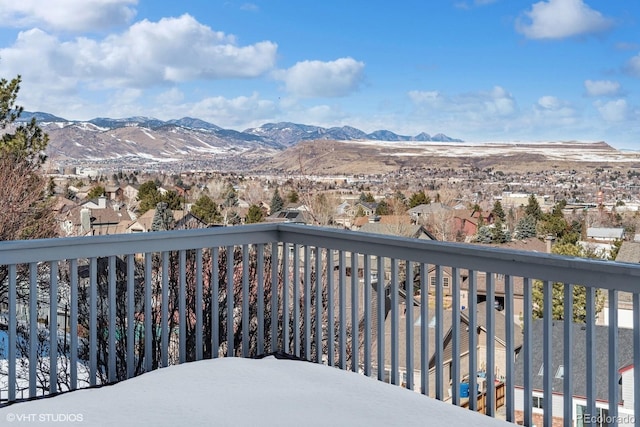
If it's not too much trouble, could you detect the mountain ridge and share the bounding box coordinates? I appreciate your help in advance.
[17,111,464,147]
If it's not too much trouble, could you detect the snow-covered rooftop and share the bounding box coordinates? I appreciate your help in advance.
[0,357,510,426]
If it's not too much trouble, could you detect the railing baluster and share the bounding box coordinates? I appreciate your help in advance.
[350,251,358,371]
[420,262,428,395]
[315,247,322,364]
[435,264,443,399]
[282,243,290,354]
[377,255,385,382]
[293,244,301,358]
[363,254,371,377]
[8,264,16,402]
[161,251,169,367]
[144,253,152,372]
[391,258,399,386]
[179,250,186,364]
[468,269,477,410]
[89,257,97,386]
[451,266,460,405]
[270,242,279,353]
[339,250,347,369]
[28,262,38,397]
[227,245,235,356]
[406,260,414,391]
[504,274,514,422]
[563,283,573,424]
[586,286,596,421]
[634,292,640,424]
[523,277,532,426]
[326,248,334,366]
[486,271,495,416]
[212,247,220,358]
[542,280,552,427]
[108,256,116,383]
[241,245,249,358]
[608,288,618,424]
[50,261,59,393]
[196,248,204,361]
[126,254,135,378]
[70,259,78,390]
[304,246,311,359]
[256,245,264,355]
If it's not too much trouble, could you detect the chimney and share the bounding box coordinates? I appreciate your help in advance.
[80,208,91,235]
[545,234,555,253]
[98,195,106,209]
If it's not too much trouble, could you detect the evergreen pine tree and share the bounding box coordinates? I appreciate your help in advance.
[151,202,174,231]
[270,188,284,213]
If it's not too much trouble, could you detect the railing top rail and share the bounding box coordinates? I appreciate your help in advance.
[0,224,280,264]
[278,224,640,292]
[1,222,639,292]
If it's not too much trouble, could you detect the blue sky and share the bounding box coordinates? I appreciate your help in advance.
[0,1,639,149]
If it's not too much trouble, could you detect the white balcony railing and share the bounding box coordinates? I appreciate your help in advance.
[0,223,638,425]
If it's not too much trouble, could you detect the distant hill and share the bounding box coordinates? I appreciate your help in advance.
[11,111,636,174]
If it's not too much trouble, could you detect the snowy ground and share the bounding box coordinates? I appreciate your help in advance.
[0,356,511,426]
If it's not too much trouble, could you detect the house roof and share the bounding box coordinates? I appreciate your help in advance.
[358,223,436,240]
[615,242,640,263]
[353,215,412,228]
[513,320,635,401]
[127,209,188,232]
[265,209,309,224]
[407,203,452,215]
[586,227,624,239]
[462,302,523,349]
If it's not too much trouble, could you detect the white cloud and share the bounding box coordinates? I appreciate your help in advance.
[534,96,576,121]
[408,90,442,106]
[407,86,517,136]
[274,57,365,98]
[584,80,620,97]
[0,14,278,91]
[0,0,137,32]
[184,93,278,128]
[625,53,640,78]
[240,3,259,12]
[409,86,516,117]
[596,99,628,122]
[516,0,613,40]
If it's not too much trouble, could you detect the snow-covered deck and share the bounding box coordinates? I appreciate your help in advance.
[0,357,510,426]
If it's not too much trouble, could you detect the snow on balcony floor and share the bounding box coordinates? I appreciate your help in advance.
[0,357,511,426]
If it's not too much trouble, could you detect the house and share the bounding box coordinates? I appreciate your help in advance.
[604,242,640,329]
[454,209,494,241]
[407,203,453,223]
[464,302,523,381]
[514,320,635,426]
[586,227,624,242]
[460,272,525,323]
[351,214,412,230]
[358,223,436,240]
[371,300,521,399]
[59,196,134,236]
[347,202,378,217]
[264,209,309,224]
[127,208,189,233]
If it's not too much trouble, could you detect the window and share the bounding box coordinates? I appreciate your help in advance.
[538,364,544,376]
[555,365,564,379]
[429,276,450,288]
[532,396,544,409]
[576,405,609,427]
